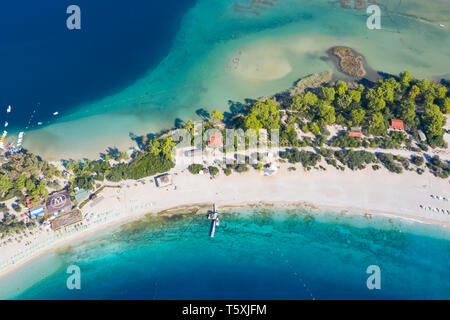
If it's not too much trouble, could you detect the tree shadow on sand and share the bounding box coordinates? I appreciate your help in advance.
[174,118,185,129]
[195,108,210,120]
[129,128,174,149]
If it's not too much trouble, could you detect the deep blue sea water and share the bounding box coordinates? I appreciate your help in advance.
[0,0,196,130]
[7,208,450,300]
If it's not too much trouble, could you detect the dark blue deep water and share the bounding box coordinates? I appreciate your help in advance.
[0,0,196,130]
[8,209,450,300]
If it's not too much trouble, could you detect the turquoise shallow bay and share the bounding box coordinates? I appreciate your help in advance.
[19,0,450,159]
[3,208,450,300]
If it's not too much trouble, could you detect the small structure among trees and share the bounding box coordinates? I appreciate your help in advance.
[389,119,405,131]
[348,127,362,138]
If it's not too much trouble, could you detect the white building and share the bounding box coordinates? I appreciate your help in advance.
[155,173,173,188]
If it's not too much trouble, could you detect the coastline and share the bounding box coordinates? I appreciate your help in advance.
[2,0,450,300]
[19,0,450,160]
[1,163,449,282]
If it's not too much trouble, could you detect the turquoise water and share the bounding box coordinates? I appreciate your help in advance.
[16,0,450,159]
[3,208,450,300]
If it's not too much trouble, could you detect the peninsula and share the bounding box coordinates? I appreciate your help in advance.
[0,68,449,279]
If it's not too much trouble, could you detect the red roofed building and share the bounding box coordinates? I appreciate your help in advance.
[26,196,34,209]
[389,119,404,131]
[207,133,223,147]
[348,130,362,138]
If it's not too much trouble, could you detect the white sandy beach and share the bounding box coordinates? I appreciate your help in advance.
[2,118,450,282]
[1,157,449,280]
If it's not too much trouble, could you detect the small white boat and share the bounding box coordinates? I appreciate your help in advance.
[439,24,445,28]
[6,105,11,113]
[53,112,59,116]
[4,122,7,127]
[37,122,43,125]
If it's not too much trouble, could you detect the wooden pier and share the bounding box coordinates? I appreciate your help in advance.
[208,203,220,237]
